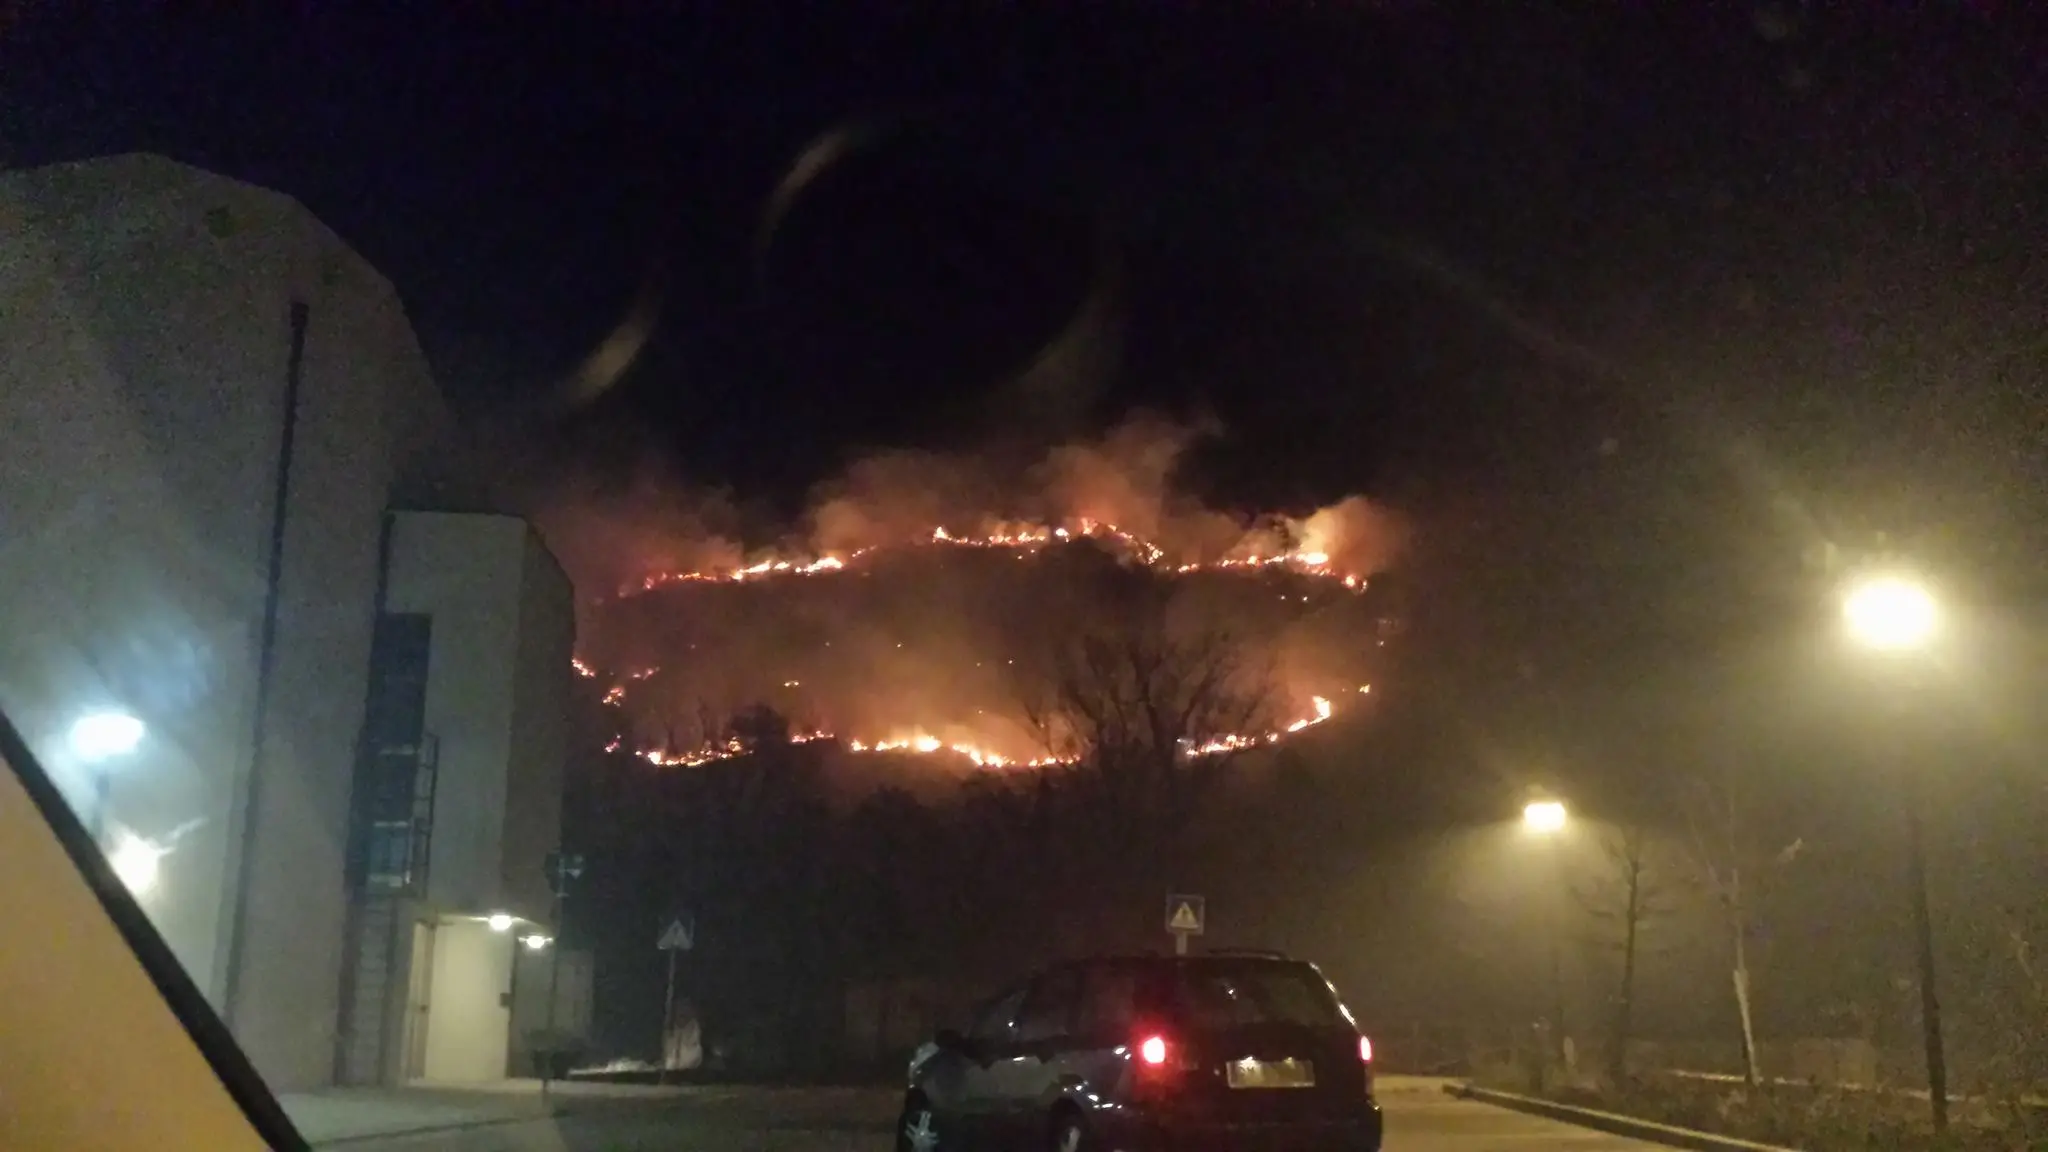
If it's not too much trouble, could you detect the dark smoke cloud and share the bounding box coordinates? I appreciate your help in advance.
[804,413,1404,574]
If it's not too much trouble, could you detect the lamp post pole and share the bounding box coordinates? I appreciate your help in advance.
[1522,799,1569,1085]
[1841,573,1946,1133]
[1902,769,1948,1132]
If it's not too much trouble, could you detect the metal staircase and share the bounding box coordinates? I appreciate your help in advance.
[334,612,438,1085]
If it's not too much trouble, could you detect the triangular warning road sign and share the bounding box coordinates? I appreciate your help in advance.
[1169,901,1201,933]
[657,918,694,951]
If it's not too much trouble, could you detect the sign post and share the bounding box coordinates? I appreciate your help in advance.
[1165,894,1205,956]
[655,914,695,1084]
[540,851,584,1104]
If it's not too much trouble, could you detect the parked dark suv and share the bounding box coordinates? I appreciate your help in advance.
[898,951,1383,1151]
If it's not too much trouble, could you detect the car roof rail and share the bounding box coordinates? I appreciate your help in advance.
[1204,947,1291,960]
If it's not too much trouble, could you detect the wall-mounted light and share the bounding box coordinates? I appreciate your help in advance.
[109,831,165,896]
[522,934,550,951]
[71,711,145,761]
[487,912,515,932]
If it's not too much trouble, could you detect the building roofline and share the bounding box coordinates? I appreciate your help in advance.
[385,506,576,603]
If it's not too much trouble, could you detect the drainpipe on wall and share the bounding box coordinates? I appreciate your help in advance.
[221,298,309,1030]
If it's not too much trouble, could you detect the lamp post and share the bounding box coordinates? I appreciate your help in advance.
[70,711,145,843]
[1522,798,1570,1084]
[1842,574,1947,1133]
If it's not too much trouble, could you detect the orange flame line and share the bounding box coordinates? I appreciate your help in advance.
[621,694,1338,771]
[618,521,1366,598]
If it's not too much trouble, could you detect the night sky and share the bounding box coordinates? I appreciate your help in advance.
[5,3,2043,641]
[11,7,2048,1068]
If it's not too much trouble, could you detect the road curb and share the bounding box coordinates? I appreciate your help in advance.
[308,1100,668,1148]
[1443,1082,1802,1152]
[310,1110,561,1147]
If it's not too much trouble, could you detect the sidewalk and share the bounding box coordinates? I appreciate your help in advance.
[280,1078,689,1145]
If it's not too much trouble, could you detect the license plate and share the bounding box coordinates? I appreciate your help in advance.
[1225,1057,1316,1089]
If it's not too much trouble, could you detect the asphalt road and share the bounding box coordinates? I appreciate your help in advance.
[341,1077,1668,1151]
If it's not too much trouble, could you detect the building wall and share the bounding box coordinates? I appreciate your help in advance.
[1,157,288,1004]
[502,532,575,922]
[508,947,594,1075]
[366,514,574,1085]
[0,155,450,1090]
[383,514,525,918]
[420,918,515,1083]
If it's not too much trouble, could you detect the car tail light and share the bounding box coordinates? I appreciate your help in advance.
[1358,1035,1373,1062]
[1130,1033,1185,1106]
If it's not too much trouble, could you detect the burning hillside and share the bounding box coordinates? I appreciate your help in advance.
[545,416,1404,775]
[622,519,1368,597]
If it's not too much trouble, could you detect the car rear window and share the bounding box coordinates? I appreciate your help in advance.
[1161,963,1348,1029]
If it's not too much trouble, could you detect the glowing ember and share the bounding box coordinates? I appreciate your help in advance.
[622,520,1365,597]
[846,732,1068,769]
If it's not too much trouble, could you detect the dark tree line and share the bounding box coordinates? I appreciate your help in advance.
[558,582,2047,1093]
[560,580,1336,1071]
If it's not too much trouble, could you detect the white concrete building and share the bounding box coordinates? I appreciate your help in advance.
[0,154,579,1090]
[338,512,578,1085]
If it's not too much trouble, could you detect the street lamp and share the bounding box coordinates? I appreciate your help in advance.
[1521,797,1570,1085]
[1844,575,1938,652]
[1523,800,1567,834]
[69,710,145,842]
[1842,573,1948,1132]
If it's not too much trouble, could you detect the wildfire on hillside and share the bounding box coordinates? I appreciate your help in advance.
[549,417,1403,781]
[577,531,1390,776]
[604,693,1341,771]
[622,520,1366,598]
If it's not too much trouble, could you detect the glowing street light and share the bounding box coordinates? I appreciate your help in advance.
[486,912,515,932]
[1522,799,1567,834]
[1843,575,1938,652]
